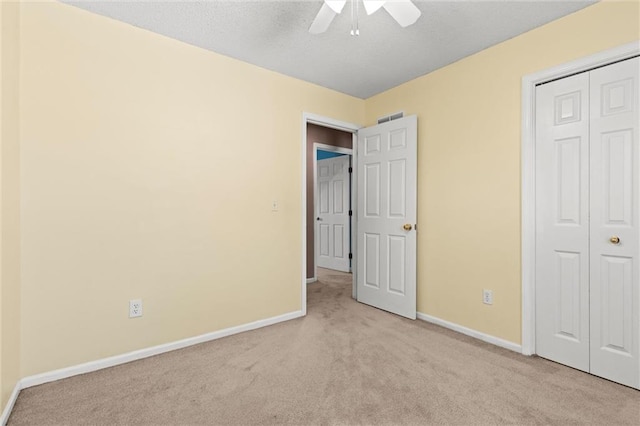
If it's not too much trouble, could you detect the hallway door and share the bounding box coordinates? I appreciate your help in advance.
[317,155,351,272]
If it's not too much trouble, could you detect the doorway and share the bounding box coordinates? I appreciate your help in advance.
[302,113,419,319]
[306,123,355,283]
[301,113,360,315]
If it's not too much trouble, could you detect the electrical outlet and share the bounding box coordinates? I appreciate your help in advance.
[483,289,493,305]
[129,299,143,318]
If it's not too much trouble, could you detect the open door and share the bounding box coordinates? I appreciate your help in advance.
[356,115,417,319]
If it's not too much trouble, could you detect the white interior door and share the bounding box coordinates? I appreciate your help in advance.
[535,72,591,372]
[535,57,639,389]
[589,57,639,389]
[317,155,350,272]
[356,115,417,319]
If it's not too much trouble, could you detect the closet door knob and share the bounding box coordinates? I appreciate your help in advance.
[610,236,620,244]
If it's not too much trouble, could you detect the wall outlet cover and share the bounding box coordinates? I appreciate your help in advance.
[129,299,143,318]
[482,289,493,305]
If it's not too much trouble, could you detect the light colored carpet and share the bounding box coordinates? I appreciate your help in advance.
[9,268,640,425]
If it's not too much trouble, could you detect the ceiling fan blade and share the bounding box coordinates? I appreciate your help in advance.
[363,0,385,15]
[325,0,347,14]
[383,0,421,27]
[309,3,338,34]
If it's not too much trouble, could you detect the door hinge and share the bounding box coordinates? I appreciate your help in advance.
[348,167,353,173]
[349,210,352,216]
[349,253,353,259]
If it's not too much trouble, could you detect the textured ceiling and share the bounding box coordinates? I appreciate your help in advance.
[63,0,596,99]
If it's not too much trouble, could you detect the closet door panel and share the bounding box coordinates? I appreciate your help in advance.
[535,72,591,372]
[589,57,639,389]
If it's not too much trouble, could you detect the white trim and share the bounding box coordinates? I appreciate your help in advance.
[305,113,360,133]
[19,310,302,390]
[302,114,308,316]
[350,132,358,300]
[313,143,354,278]
[1,382,21,426]
[302,113,361,314]
[521,41,640,356]
[417,312,522,353]
[306,277,317,284]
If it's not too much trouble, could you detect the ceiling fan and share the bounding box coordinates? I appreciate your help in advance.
[309,0,421,35]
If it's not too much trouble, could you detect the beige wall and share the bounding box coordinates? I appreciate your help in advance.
[306,124,353,278]
[365,0,640,344]
[18,1,364,377]
[0,0,22,409]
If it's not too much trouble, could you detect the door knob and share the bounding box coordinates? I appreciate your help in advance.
[610,236,620,244]
[403,224,412,231]
[317,217,322,221]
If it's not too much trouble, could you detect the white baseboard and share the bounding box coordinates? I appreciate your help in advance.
[1,381,21,426]
[306,277,317,284]
[19,310,304,390]
[417,312,522,353]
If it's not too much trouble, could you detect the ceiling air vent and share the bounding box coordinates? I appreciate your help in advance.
[377,111,404,124]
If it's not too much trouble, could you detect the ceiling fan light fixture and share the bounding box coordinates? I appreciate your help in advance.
[309,0,421,34]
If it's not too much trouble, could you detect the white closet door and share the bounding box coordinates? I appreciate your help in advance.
[535,72,591,372]
[589,57,639,389]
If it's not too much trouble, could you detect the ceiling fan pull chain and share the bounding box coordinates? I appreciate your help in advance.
[350,0,354,36]
[355,0,360,35]
[350,0,360,36]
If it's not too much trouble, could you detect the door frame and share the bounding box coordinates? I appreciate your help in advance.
[313,144,353,280]
[521,41,639,356]
[302,113,361,315]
